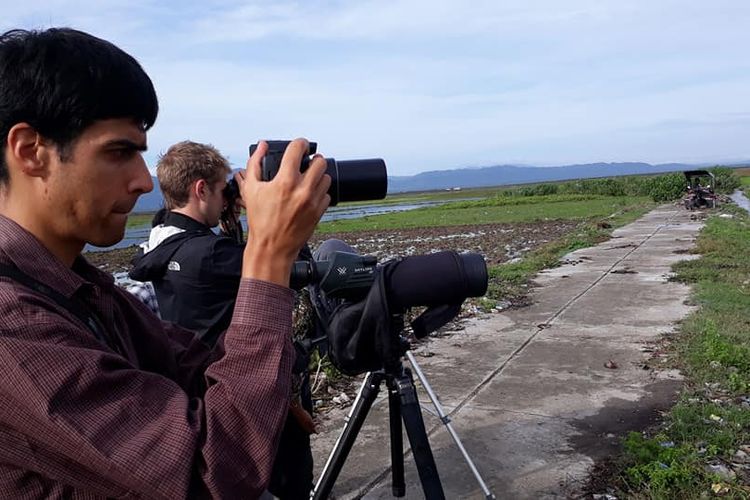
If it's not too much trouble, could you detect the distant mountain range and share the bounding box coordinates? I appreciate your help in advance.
[387,161,744,193]
[133,161,749,212]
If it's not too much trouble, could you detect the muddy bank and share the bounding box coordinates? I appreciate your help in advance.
[86,220,583,274]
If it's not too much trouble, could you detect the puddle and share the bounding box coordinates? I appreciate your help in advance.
[729,189,750,213]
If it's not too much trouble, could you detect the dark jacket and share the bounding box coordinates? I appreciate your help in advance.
[129,211,244,346]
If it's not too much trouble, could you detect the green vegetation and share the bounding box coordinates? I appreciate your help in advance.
[317,194,652,233]
[126,213,154,228]
[604,205,750,498]
[337,186,506,206]
[710,166,742,193]
[734,168,750,194]
[493,166,742,202]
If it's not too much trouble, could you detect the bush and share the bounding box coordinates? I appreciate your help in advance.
[644,173,685,202]
[708,166,741,193]
[501,170,726,202]
[517,183,558,196]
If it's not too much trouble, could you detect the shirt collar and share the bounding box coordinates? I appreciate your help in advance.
[165,211,214,233]
[0,214,114,298]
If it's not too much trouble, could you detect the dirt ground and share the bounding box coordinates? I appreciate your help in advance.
[87,219,583,274]
[309,220,582,265]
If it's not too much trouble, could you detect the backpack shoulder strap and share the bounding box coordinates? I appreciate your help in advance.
[0,262,114,349]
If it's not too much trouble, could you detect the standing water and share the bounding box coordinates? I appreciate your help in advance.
[729,189,750,213]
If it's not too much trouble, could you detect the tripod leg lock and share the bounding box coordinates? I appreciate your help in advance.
[395,378,418,405]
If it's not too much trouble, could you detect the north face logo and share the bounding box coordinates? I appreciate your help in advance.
[168,261,181,271]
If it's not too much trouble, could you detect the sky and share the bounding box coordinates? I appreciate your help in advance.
[3,0,750,176]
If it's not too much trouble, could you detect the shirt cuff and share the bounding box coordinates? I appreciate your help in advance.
[230,279,295,333]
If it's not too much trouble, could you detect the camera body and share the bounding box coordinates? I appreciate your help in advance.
[249,140,388,206]
[219,178,244,243]
[222,178,240,207]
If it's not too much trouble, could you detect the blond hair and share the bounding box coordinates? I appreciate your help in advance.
[156,141,230,209]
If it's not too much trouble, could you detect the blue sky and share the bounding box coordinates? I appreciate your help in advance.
[4,1,750,175]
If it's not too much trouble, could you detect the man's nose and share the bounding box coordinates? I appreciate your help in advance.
[131,158,154,194]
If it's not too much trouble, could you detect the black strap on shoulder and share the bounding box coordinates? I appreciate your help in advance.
[0,262,115,350]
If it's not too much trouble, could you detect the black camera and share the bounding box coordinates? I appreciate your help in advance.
[220,178,244,243]
[222,178,240,206]
[248,140,388,205]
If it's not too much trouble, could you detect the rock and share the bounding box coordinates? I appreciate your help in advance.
[332,393,351,406]
[706,463,735,480]
[733,449,749,463]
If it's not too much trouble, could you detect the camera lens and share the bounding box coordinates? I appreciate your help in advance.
[327,159,388,205]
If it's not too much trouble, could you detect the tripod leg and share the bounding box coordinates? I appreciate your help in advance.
[394,368,446,500]
[387,379,405,497]
[406,351,496,499]
[311,371,384,500]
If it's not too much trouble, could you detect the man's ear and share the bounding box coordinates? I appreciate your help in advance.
[194,178,208,202]
[6,123,51,178]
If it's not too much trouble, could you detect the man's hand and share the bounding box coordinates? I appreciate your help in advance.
[235,139,331,286]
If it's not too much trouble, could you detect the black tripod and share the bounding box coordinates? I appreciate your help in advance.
[310,344,496,499]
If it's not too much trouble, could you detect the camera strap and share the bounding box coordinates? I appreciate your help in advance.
[0,262,117,352]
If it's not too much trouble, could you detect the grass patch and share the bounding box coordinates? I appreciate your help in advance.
[601,205,750,498]
[317,194,652,233]
[126,212,155,228]
[343,186,511,205]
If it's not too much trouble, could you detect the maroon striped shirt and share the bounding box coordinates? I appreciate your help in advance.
[0,215,295,499]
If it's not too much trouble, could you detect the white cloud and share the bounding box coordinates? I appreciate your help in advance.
[3,0,750,175]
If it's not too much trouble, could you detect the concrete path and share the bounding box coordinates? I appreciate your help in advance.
[310,205,704,499]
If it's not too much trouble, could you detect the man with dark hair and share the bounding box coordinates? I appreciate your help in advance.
[131,140,317,499]
[0,27,330,499]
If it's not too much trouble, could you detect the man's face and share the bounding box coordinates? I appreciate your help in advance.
[204,177,227,228]
[44,118,153,248]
